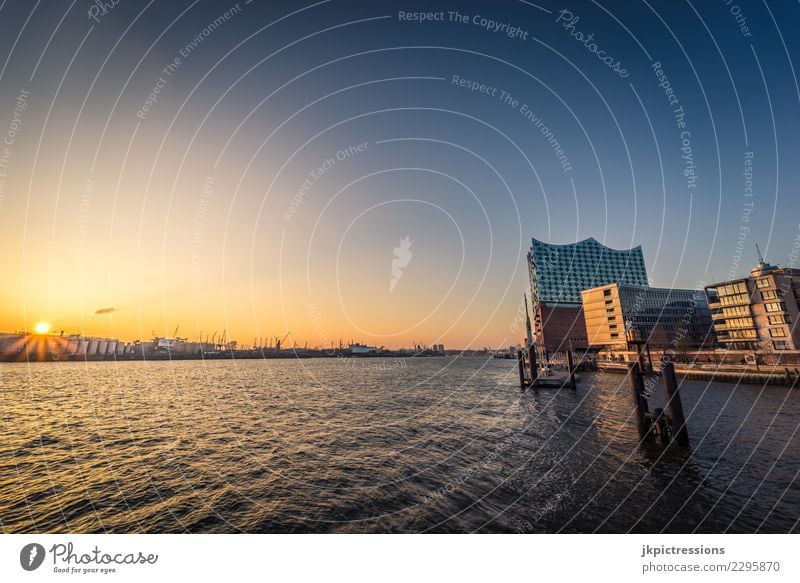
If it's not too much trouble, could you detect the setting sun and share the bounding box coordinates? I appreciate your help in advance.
[33,322,50,334]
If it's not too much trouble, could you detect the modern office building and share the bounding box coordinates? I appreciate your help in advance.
[704,259,800,352]
[527,237,649,352]
[582,283,712,352]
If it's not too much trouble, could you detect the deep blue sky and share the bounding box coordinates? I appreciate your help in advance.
[1,0,798,347]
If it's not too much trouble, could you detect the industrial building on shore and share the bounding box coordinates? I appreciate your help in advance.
[0,332,219,362]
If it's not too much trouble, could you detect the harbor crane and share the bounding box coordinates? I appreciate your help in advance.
[276,332,290,351]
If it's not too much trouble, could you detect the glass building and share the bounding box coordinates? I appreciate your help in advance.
[582,283,712,351]
[528,237,649,306]
[526,237,649,352]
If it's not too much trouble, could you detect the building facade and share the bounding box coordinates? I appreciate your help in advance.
[527,237,649,352]
[705,260,800,352]
[582,283,712,352]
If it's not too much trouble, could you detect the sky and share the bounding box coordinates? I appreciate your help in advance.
[0,0,799,349]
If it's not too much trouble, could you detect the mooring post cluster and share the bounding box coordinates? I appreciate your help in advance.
[628,361,690,446]
[519,347,577,390]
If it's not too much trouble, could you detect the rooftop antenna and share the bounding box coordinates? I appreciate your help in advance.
[755,243,765,264]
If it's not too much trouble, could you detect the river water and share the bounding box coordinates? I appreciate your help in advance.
[1,357,797,533]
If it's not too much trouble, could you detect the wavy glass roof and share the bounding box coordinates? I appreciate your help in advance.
[529,237,649,305]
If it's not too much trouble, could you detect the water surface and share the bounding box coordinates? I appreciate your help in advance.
[1,357,798,533]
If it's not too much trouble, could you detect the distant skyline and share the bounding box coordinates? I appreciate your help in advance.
[1,0,799,348]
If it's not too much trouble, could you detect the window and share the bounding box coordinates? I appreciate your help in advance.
[727,329,757,339]
[761,290,778,300]
[603,288,612,297]
[720,293,750,307]
[607,316,616,321]
[610,332,619,339]
[725,318,754,329]
[768,315,789,325]
[756,278,772,289]
[765,302,786,313]
[719,281,748,296]
[773,341,788,350]
[722,305,751,317]
[609,324,618,330]
[769,328,786,338]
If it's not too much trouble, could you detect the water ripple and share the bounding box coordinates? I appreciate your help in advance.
[1,358,798,532]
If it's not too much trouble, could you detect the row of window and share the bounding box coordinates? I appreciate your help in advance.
[721,305,751,317]
[761,289,779,300]
[719,293,750,307]
[717,281,748,296]
[722,341,793,351]
[724,317,755,329]
[756,277,773,289]
[721,329,758,339]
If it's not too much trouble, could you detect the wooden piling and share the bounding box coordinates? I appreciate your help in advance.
[528,347,538,384]
[517,349,527,389]
[652,408,669,441]
[628,362,650,441]
[662,362,690,446]
[566,350,576,390]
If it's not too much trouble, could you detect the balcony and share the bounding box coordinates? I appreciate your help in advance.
[716,336,757,343]
[713,321,756,331]
[718,298,752,308]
